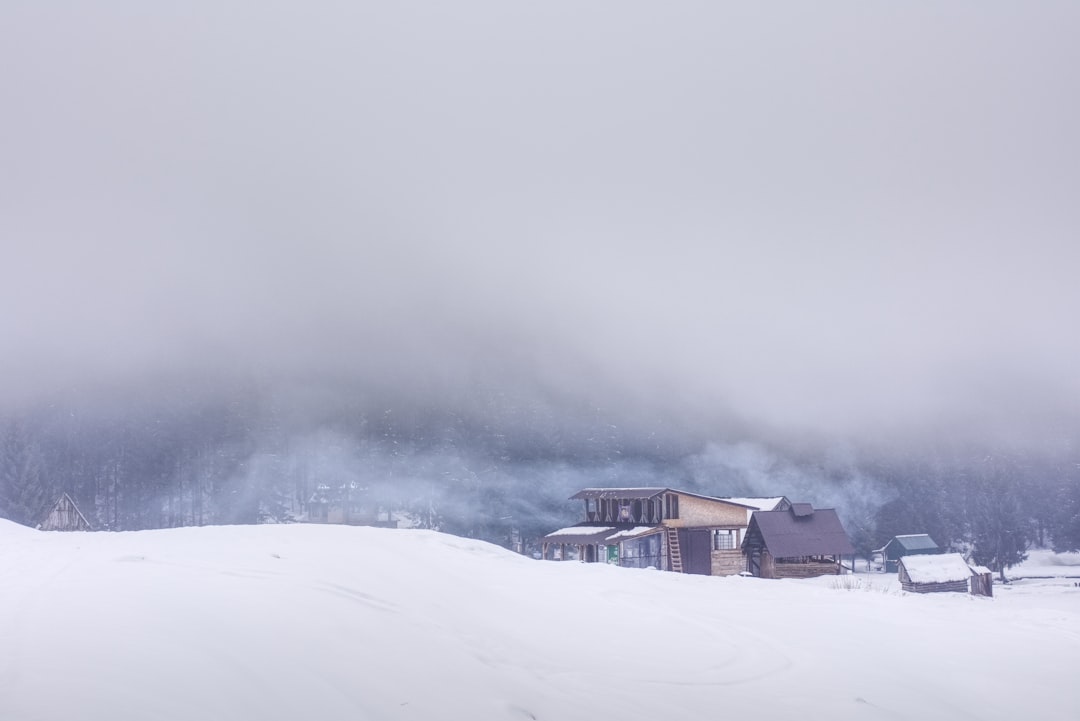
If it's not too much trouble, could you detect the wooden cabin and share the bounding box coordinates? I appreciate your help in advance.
[38,493,93,532]
[872,534,941,573]
[307,482,396,528]
[898,553,992,595]
[541,488,756,575]
[741,504,854,579]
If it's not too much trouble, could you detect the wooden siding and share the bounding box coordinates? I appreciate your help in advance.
[751,550,839,579]
[970,572,993,597]
[772,561,841,579]
[711,549,744,576]
[902,580,969,594]
[756,550,776,578]
[39,494,92,532]
[665,493,748,528]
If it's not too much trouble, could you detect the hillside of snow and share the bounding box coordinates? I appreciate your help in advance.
[2,520,1078,721]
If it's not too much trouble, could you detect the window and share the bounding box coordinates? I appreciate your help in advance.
[713,529,737,550]
[664,493,679,520]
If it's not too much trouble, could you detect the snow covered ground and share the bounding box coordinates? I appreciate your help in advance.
[2,520,1078,721]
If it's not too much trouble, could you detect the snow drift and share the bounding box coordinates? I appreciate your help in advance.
[1,520,1077,720]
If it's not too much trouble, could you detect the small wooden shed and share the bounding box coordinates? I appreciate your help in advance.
[897,553,991,595]
[38,493,93,532]
[969,565,994,597]
[306,482,396,528]
[873,534,941,573]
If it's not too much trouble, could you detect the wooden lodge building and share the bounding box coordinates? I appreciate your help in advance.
[741,504,855,579]
[38,493,93,532]
[541,488,759,575]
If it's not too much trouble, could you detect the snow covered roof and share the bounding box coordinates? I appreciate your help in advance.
[542,526,619,545]
[571,488,668,500]
[899,553,976,584]
[571,487,755,507]
[604,526,662,543]
[722,497,786,511]
[543,524,664,545]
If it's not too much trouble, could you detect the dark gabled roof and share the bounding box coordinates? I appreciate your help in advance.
[744,506,854,558]
[790,503,814,517]
[890,534,940,552]
[569,488,755,508]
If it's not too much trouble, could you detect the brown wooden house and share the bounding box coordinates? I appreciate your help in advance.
[38,493,93,532]
[541,488,756,576]
[741,504,854,579]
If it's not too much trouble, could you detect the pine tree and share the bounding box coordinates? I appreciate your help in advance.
[0,420,51,526]
[967,455,1034,581]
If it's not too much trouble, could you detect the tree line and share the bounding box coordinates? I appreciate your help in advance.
[2,379,1078,579]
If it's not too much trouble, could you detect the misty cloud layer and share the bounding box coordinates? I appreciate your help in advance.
[3,3,1079,441]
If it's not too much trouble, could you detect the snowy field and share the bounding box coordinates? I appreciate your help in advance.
[2,521,1078,721]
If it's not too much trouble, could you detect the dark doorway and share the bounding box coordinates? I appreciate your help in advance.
[682,530,713,575]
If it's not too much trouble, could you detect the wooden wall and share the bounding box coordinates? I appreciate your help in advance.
[666,493,748,529]
[711,550,745,576]
[756,550,776,578]
[902,580,969,594]
[771,561,841,579]
[970,572,993,597]
[39,496,91,532]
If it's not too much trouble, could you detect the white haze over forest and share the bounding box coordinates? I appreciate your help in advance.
[2,2,1079,442]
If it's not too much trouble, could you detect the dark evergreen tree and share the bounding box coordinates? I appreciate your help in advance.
[0,420,52,526]
[1049,460,1080,552]
[966,455,1035,581]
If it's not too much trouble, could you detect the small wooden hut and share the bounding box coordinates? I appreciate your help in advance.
[968,565,994,597]
[873,534,941,573]
[897,553,990,595]
[306,482,396,528]
[38,493,93,532]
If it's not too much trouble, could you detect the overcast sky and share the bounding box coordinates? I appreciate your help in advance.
[2,3,1078,439]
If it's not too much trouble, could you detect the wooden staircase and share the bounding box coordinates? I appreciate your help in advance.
[666,527,683,573]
